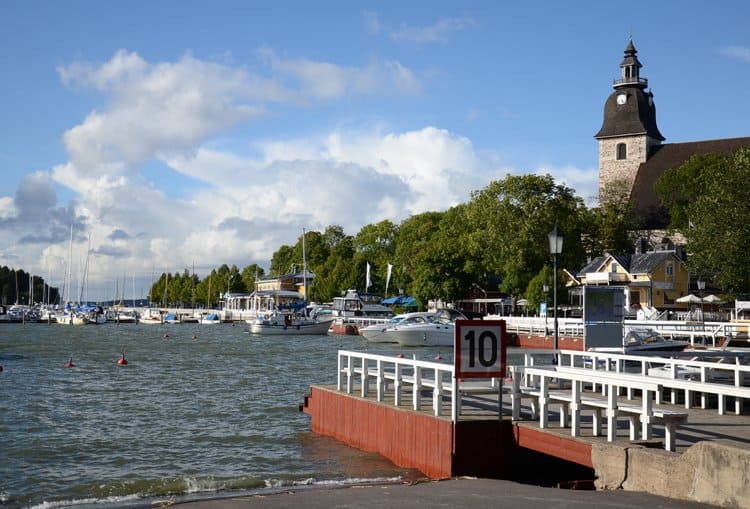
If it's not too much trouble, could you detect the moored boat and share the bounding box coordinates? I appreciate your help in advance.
[361,312,435,343]
[249,311,331,335]
[389,309,468,347]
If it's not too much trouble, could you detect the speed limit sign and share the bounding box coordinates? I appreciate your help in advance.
[454,320,506,378]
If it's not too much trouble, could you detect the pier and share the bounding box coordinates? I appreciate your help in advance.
[301,348,750,507]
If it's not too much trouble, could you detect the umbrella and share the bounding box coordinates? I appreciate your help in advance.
[702,294,725,304]
[675,294,703,304]
[516,299,529,306]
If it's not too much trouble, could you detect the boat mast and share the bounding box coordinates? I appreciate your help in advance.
[302,228,307,303]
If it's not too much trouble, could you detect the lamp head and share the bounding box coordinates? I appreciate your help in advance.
[548,225,564,255]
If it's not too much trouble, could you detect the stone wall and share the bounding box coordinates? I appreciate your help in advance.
[593,441,750,507]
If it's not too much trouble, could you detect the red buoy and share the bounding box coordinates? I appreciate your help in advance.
[117,352,128,365]
[192,335,197,339]
[64,356,75,368]
[434,354,443,361]
[396,353,404,358]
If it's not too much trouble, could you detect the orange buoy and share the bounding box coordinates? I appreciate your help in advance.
[117,352,128,365]
[64,356,75,368]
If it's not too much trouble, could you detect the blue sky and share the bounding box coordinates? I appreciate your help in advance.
[1,1,750,302]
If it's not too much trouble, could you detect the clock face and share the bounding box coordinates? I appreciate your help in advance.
[617,94,627,105]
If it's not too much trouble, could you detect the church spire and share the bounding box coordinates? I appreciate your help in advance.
[615,38,647,90]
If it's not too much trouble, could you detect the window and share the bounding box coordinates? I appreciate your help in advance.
[666,262,674,278]
[616,143,627,160]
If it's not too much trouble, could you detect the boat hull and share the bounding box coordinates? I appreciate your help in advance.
[391,326,454,347]
[249,320,331,335]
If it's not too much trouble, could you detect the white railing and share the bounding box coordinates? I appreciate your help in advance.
[495,316,746,346]
[555,349,750,415]
[336,350,504,422]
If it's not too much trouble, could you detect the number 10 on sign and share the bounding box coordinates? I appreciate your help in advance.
[455,320,506,378]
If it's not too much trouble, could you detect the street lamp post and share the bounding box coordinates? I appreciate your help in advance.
[697,279,705,324]
[542,283,549,333]
[548,225,564,357]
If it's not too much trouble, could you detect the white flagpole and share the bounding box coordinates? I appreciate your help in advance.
[385,263,392,296]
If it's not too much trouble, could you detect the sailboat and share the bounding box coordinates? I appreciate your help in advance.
[248,228,331,335]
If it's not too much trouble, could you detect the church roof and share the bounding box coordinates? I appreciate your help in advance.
[630,136,750,227]
[594,87,664,140]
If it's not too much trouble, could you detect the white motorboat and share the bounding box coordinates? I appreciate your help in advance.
[388,309,468,347]
[361,312,435,343]
[249,311,331,335]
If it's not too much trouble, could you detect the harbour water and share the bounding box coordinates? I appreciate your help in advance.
[0,323,444,509]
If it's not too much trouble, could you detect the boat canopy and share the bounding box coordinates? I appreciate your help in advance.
[382,296,418,307]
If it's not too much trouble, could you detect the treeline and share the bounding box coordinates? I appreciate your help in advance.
[149,148,750,309]
[0,266,58,306]
[149,174,635,309]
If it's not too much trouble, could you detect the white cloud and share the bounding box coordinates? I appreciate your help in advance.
[533,163,599,205]
[390,16,475,44]
[0,49,596,300]
[258,47,421,99]
[719,45,750,63]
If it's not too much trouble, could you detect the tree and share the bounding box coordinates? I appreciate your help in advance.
[240,264,265,293]
[463,174,587,299]
[669,148,750,296]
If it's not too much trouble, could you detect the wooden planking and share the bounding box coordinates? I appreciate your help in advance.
[513,424,593,468]
[305,385,455,478]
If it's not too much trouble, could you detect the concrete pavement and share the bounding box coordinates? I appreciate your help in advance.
[171,478,718,509]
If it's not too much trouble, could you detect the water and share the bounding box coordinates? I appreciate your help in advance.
[0,323,441,509]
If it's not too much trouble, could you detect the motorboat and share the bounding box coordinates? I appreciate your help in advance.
[361,312,435,343]
[388,309,469,347]
[138,309,164,325]
[332,289,394,319]
[624,328,690,353]
[248,311,331,335]
[591,328,690,354]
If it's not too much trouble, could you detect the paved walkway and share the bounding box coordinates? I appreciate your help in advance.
[173,478,717,508]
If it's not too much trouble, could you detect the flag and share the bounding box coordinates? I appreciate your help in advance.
[365,262,371,291]
[385,263,393,296]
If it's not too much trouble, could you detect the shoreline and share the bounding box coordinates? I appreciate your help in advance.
[169,477,716,509]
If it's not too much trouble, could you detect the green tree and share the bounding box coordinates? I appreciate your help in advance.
[464,174,587,299]
[240,264,265,293]
[668,148,750,296]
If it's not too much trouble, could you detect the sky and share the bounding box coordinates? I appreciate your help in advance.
[2,1,750,302]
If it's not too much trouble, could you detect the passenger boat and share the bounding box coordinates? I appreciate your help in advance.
[332,289,394,319]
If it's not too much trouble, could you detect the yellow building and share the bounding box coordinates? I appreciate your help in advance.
[574,251,689,311]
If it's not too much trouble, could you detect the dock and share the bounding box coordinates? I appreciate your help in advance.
[301,348,750,508]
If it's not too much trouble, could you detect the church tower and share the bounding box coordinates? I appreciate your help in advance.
[595,39,664,204]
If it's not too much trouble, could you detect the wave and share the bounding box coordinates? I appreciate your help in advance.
[21,475,406,509]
